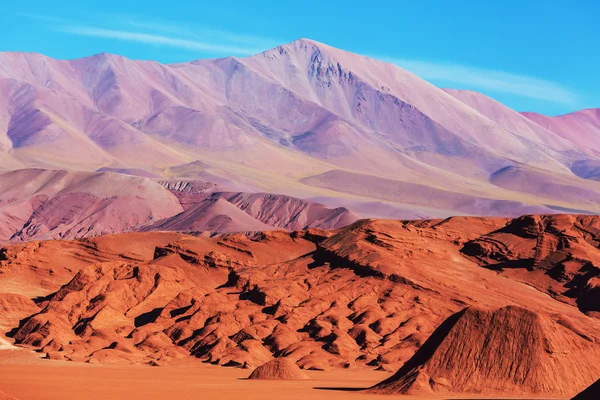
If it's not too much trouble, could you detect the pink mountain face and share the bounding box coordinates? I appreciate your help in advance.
[521,109,600,154]
[521,109,600,180]
[0,169,360,242]
[1,39,600,223]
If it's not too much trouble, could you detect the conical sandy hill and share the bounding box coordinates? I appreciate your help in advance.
[370,305,600,397]
[144,197,275,233]
[573,379,600,400]
[248,358,310,380]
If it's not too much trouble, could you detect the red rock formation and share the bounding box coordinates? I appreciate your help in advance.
[369,305,600,396]
[461,214,600,317]
[1,215,600,397]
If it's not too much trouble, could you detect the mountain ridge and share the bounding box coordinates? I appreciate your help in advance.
[1,39,600,219]
[0,168,358,242]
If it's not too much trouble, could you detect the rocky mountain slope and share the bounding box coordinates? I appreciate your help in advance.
[1,40,600,217]
[370,305,599,396]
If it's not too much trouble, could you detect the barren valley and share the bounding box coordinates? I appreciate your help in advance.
[0,37,599,400]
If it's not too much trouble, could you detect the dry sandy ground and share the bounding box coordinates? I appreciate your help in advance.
[0,347,568,400]
[0,347,390,400]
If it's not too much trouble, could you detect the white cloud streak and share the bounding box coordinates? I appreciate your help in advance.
[14,12,68,24]
[123,19,279,49]
[16,12,278,57]
[55,25,268,56]
[385,58,578,105]
[15,11,579,105]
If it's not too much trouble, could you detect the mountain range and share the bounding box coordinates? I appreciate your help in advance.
[1,38,599,240]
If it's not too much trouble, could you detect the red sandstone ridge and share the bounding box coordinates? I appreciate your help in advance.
[247,358,310,380]
[460,214,600,317]
[369,305,600,397]
[1,215,600,396]
[572,379,600,400]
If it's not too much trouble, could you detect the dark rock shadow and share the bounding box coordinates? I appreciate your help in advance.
[134,307,163,327]
[313,387,365,392]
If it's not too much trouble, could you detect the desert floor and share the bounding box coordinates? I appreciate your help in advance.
[0,348,385,400]
[0,347,567,400]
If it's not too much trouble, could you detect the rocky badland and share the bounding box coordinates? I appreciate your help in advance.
[1,214,599,397]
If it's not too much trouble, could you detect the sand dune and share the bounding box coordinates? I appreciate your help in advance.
[248,358,310,380]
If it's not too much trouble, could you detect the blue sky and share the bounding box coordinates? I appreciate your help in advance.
[1,0,598,115]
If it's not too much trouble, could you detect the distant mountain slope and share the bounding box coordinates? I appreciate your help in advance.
[143,197,276,233]
[0,169,357,242]
[521,108,600,180]
[148,188,360,233]
[443,89,581,152]
[0,169,183,241]
[220,192,358,230]
[1,39,600,216]
[522,108,600,156]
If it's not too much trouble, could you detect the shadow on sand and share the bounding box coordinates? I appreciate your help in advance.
[313,387,365,392]
[313,389,544,400]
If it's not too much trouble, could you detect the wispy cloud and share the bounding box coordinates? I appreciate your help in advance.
[17,12,279,57]
[122,19,278,49]
[14,12,68,24]
[384,58,578,105]
[55,25,267,56]
[14,11,578,106]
